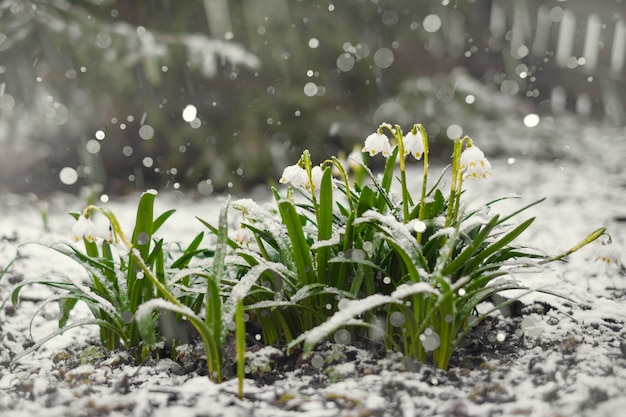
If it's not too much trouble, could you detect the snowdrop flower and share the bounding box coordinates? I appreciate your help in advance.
[595,244,623,268]
[234,227,253,246]
[72,215,97,242]
[310,165,323,190]
[363,132,391,157]
[459,145,491,179]
[104,226,115,243]
[403,130,424,160]
[279,164,308,188]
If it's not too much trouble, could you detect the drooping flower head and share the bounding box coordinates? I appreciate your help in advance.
[72,214,97,242]
[363,132,391,157]
[279,164,308,188]
[234,226,253,246]
[403,130,424,160]
[279,162,326,192]
[595,244,623,268]
[459,144,491,179]
[309,165,323,190]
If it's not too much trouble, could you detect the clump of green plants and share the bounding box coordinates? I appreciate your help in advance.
[10,191,246,389]
[224,122,605,369]
[9,121,608,392]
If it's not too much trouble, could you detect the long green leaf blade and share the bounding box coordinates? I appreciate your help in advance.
[316,167,333,285]
[277,199,315,285]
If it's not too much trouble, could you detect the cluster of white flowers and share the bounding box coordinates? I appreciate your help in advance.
[279,164,323,190]
[362,127,424,160]
[403,130,425,160]
[459,145,491,179]
[363,132,392,157]
[279,123,491,189]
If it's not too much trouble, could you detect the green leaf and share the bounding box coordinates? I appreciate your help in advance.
[411,188,446,220]
[209,198,229,342]
[58,298,79,328]
[462,217,535,275]
[316,167,333,285]
[171,232,205,269]
[132,191,156,260]
[100,240,117,284]
[147,238,165,280]
[153,209,176,233]
[277,198,315,285]
[442,215,500,276]
[196,217,240,250]
[137,308,159,348]
[357,148,397,213]
[356,186,376,217]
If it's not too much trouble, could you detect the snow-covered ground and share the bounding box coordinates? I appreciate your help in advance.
[1,115,625,417]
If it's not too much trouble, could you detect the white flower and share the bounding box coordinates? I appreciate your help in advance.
[595,244,623,267]
[363,132,391,157]
[279,164,308,188]
[72,215,97,242]
[234,227,253,246]
[310,166,323,190]
[460,145,491,179]
[403,131,424,160]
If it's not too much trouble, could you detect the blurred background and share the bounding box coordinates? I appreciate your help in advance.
[0,0,624,196]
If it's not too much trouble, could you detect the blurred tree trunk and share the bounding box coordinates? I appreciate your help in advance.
[203,0,232,38]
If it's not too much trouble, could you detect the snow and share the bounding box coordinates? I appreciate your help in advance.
[1,116,626,416]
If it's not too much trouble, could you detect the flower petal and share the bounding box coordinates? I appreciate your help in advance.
[280,164,308,187]
[363,133,391,158]
[403,131,424,160]
[460,145,491,179]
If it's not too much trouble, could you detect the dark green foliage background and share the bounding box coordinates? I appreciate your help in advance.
[2,0,621,195]
[0,0,485,195]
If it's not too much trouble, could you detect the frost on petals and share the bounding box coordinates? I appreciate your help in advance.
[459,145,491,179]
[363,133,391,157]
[403,131,424,160]
[279,164,308,188]
[72,215,97,242]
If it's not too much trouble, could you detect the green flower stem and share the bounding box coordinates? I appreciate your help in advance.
[398,132,410,223]
[434,285,454,370]
[301,150,320,219]
[331,156,355,212]
[445,137,471,227]
[236,298,246,398]
[416,124,430,244]
[386,124,410,223]
[541,227,607,263]
[445,141,462,227]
